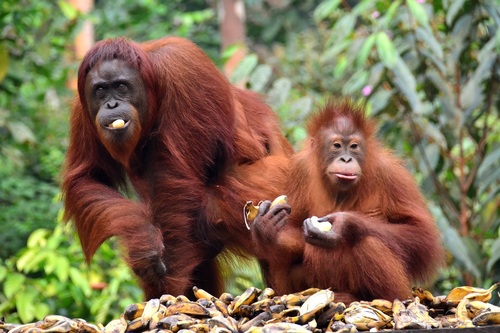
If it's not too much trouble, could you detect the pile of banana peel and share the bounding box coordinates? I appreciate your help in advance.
[1,283,499,333]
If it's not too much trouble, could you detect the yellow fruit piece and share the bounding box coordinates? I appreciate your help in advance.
[311,216,332,232]
[111,119,125,129]
[270,195,288,207]
[243,195,287,230]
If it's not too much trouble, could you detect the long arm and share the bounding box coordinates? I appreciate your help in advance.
[61,101,168,297]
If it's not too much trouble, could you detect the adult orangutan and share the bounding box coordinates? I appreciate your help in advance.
[61,36,292,299]
[251,100,444,303]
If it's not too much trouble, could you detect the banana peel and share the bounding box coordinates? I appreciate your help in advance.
[472,311,500,326]
[446,282,499,303]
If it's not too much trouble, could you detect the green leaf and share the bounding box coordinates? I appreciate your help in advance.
[291,127,308,145]
[392,55,421,112]
[16,289,36,323]
[334,55,348,78]
[289,97,313,119]
[487,238,500,273]
[356,34,376,67]
[424,143,441,171]
[321,40,351,61]
[0,265,7,281]
[249,64,272,93]
[0,44,8,82]
[53,256,71,282]
[6,121,36,144]
[352,0,374,15]
[380,1,402,28]
[422,122,447,150]
[58,0,79,20]
[27,229,49,248]
[331,14,357,41]
[451,14,473,46]
[34,303,51,321]
[432,206,481,279]
[446,0,466,26]
[16,250,37,271]
[267,78,291,109]
[342,70,369,95]
[406,0,429,27]
[368,88,393,116]
[478,145,500,176]
[230,54,258,85]
[4,273,26,299]
[313,0,341,22]
[460,53,496,111]
[69,267,92,297]
[221,44,240,63]
[415,27,443,59]
[375,32,397,68]
[22,250,48,273]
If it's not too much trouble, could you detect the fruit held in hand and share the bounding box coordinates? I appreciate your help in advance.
[311,216,332,232]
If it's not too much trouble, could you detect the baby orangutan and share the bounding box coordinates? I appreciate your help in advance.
[251,100,444,303]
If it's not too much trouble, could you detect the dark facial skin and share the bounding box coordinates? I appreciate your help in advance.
[84,59,148,146]
[320,117,365,191]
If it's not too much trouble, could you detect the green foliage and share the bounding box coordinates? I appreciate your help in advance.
[233,0,499,289]
[92,0,221,61]
[0,0,77,258]
[0,224,142,324]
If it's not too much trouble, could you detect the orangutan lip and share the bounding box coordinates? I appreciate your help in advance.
[335,173,358,180]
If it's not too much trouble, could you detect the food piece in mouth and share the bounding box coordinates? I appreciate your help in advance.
[110,119,125,129]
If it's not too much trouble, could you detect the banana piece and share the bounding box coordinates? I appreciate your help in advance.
[141,298,160,325]
[110,119,125,129]
[244,195,288,229]
[164,301,211,317]
[367,299,393,314]
[124,302,146,321]
[193,286,215,300]
[103,318,127,333]
[310,216,332,232]
[270,194,288,207]
[230,287,261,315]
[219,292,235,305]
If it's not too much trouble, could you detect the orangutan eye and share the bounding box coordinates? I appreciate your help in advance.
[333,142,342,149]
[95,86,105,98]
[350,143,358,149]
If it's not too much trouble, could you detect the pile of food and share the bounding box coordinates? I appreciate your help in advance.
[1,283,499,333]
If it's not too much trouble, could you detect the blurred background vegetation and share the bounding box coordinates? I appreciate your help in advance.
[0,0,498,325]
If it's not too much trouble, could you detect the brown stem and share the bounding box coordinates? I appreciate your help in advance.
[393,98,460,223]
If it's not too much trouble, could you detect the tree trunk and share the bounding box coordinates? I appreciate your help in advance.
[218,0,247,85]
[67,0,94,91]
